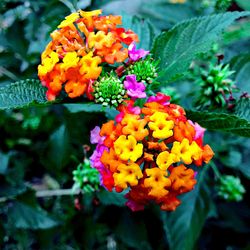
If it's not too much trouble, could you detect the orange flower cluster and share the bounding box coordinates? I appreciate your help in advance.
[38,10,138,100]
[90,94,214,211]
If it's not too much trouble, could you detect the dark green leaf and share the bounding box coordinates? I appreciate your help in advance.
[0,152,10,174]
[64,103,119,119]
[161,167,212,250]
[47,125,70,169]
[115,211,151,249]
[8,201,58,229]
[236,0,250,11]
[223,19,250,46]
[152,11,250,83]
[235,98,250,121]
[121,13,158,50]
[0,79,48,109]
[231,53,250,93]
[187,108,250,138]
[97,190,127,207]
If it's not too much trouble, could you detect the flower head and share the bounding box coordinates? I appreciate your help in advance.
[38,9,138,101]
[90,92,214,211]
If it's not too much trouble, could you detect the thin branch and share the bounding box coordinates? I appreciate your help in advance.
[0,188,81,203]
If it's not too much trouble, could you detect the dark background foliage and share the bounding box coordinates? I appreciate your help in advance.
[0,0,250,249]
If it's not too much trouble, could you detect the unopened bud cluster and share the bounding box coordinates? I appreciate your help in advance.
[93,74,126,107]
[217,175,245,202]
[196,63,235,107]
[127,57,158,83]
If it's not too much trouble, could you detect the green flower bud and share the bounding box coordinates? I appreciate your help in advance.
[217,175,245,202]
[93,72,125,107]
[127,57,158,83]
[196,63,235,108]
[72,159,100,193]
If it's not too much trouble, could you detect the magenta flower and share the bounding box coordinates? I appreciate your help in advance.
[147,92,171,106]
[128,42,149,61]
[124,74,146,99]
[90,144,108,171]
[90,126,104,144]
[188,120,206,141]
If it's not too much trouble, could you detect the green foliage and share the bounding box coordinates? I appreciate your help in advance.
[152,11,249,83]
[236,0,250,11]
[161,167,212,250]
[8,201,58,230]
[0,79,48,109]
[121,14,157,51]
[187,99,250,137]
[230,53,250,93]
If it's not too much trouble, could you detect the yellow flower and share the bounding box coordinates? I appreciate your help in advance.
[88,31,115,49]
[61,52,80,71]
[156,151,177,170]
[113,163,143,189]
[79,9,102,18]
[171,138,202,165]
[148,111,174,139]
[58,12,79,28]
[144,168,171,199]
[38,51,59,76]
[79,52,102,79]
[114,135,143,162]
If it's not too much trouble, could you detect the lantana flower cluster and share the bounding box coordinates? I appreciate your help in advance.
[38,9,140,101]
[90,94,214,211]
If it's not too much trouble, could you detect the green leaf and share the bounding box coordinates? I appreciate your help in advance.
[236,0,250,11]
[235,98,250,121]
[187,107,250,138]
[97,190,127,207]
[64,103,119,119]
[121,13,158,50]
[223,19,250,45]
[152,11,250,83]
[161,167,212,250]
[230,53,250,93]
[115,211,151,249]
[0,79,48,109]
[47,125,70,169]
[0,152,10,174]
[8,201,58,229]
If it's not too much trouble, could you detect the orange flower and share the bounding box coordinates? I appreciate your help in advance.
[169,165,197,193]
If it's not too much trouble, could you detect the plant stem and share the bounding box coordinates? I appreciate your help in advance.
[209,161,222,179]
[0,188,80,203]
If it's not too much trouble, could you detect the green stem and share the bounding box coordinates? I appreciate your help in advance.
[209,161,222,179]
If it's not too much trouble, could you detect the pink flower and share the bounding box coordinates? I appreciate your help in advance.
[147,92,171,106]
[90,126,105,144]
[124,74,146,99]
[128,42,149,61]
[188,120,206,141]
